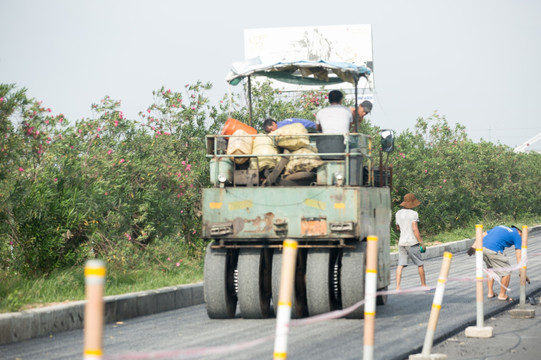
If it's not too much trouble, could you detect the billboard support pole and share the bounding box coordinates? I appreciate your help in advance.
[248,75,253,127]
[354,78,359,132]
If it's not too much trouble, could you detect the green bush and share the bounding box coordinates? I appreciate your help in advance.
[391,112,541,234]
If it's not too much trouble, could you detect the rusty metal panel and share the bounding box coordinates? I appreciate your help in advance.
[202,187,360,239]
[300,218,328,236]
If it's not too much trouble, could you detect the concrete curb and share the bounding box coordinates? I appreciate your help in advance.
[0,282,203,345]
[1,225,539,345]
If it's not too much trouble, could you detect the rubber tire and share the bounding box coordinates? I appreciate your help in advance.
[340,241,366,319]
[272,249,306,318]
[237,248,272,318]
[204,243,238,319]
[306,248,338,316]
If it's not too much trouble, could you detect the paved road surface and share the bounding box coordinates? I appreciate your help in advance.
[431,292,540,360]
[1,231,540,360]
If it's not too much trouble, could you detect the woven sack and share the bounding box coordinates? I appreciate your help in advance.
[249,135,279,171]
[284,146,324,175]
[226,129,253,164]
[272,123,310,151]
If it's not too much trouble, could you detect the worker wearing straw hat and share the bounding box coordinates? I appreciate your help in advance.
[395,193,427,290]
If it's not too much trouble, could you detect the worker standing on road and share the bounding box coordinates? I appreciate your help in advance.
[395,193,427,290]
[467,225,523,301]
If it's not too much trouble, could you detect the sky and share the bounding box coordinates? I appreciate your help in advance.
[2,0,541,151]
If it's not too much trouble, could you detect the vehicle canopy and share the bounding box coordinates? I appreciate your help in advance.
[225,58,372,130]
[226,58,371,87]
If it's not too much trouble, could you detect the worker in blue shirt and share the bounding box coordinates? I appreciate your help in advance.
[468,225,523,301]
[263,118,316,133]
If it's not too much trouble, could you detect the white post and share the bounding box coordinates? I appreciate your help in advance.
[421,252,453,355]
[509,225,535,318]
[273,239,298,360]
[83,259,106,360]
[363,235,378,360]
[465,224,493,338]
[475,224,484,328]
[520,226,528,306]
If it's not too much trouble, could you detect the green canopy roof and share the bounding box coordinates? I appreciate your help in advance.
[226,59,372,87]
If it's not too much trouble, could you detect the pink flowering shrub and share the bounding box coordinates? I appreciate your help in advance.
[0,83,220,275]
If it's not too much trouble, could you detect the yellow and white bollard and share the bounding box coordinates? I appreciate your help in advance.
[465,224,493,338]
[510,225,535,318]
[520,225,528,305]
[423,252,452,355]
[363,235,378,360]
[474,224,485,328]
[410,252,453,360]
[273,239,298,360]
[83,259,106,360]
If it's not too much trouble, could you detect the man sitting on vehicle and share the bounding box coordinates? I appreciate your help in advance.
[315,90,353,134]
[263,118,317,133]
[350,100,373,125]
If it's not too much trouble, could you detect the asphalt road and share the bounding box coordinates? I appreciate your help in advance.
[2,232,541,360]
[431,290,541,360]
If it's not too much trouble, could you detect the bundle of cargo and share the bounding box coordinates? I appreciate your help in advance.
[284,145,324,175]
[226,129,253,164]
[249,135,280,171]
[271,123,310,151]
[273,123,323,175]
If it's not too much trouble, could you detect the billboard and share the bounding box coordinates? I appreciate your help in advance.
[244,24,374,92]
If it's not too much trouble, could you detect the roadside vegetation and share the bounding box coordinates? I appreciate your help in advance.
[1,81,540,313]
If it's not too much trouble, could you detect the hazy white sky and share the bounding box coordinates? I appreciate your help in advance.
[2,0,541,150]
